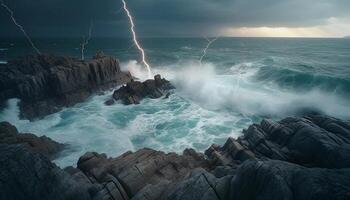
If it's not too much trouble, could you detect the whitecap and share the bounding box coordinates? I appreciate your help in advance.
[181,46,192,50]
[1,59,349,168]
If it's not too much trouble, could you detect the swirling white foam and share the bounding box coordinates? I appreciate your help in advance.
[0,60,349,168]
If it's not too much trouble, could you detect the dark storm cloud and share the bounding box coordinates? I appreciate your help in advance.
[1,0,349,37]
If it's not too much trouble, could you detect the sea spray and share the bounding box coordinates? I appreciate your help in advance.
[1,38,349,167]
[0,89,245,167]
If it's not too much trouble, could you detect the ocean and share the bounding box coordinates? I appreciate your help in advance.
[0,37,349,167]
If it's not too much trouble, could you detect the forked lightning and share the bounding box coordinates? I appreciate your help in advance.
[0,0,41,55]
[199,37,218,66]
[121,0,152,78]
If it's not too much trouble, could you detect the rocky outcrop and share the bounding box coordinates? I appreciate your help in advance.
[0,53,132,120]
[112,74,175,105]
[229,160,350,200]
[133,160,350,200]
[64,148,209,200]
[0,144,91,200]
[132,168,232,200]
[206,115,350,169]
[0,121,63,159]
[64,115,350,200]
[1,115,350,200]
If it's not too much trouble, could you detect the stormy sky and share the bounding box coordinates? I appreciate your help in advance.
[1,0,350,38]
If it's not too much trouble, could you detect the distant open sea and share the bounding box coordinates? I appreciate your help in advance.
[0,37,349,167]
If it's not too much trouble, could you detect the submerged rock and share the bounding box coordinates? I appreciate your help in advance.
[0,53,132,120]
[112,74,175,105]
[0,121,63,159]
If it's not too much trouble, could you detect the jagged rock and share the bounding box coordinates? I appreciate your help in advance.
[138,155,350,200]
[0,53,132,120]
[205,138,256,167]
[113,74,175,105]
[0,121,63,159]
[206,115,350,169]
[133,168,232,200]
[104,98,115,106]
[2,115,350,200]
[74,148,209,199]
[229,160,350,200]
[0,144,91,200]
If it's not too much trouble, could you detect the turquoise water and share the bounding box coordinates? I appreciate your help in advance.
[0,37,349,167]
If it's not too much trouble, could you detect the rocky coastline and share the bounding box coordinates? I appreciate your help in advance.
[1,115,350,200]
[1,54,349,199]
[0,53,132,120]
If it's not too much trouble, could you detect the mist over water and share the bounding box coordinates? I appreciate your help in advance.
[0,38,349,167]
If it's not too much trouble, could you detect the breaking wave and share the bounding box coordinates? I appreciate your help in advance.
[1,37,349,167]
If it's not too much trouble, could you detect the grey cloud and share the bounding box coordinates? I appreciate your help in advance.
[0,0,349,37]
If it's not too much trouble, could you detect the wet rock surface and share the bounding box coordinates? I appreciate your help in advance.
[0,53,132,120]
[229,160,350,200]
[69,148,210,200]
[0,121,63,159]
[1,115,350,200]
[0,144,91,200]
[112,74,175,105]
[205,115,350,169]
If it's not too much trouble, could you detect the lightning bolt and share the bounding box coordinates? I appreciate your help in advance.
[121,0,152,79]
[0,0,41,55]
[199,37,218,66]
[81,20,94,60]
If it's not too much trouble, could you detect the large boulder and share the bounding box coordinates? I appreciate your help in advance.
[0,53,132,120]
[0,121,63,159]
[0,144,91,200]
[112,74,175,105]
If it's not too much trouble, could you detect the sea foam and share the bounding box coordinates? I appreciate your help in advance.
[0,59,349,167]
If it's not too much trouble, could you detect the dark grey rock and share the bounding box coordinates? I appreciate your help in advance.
[229,160,350,200]
[206,115,350,169]
[0,53,132,120]
[113,74,175,105]
[2,115,350,200]
[0,144,91,200]
[205,137,256,167]
[104,98,115,106]
[164,169,231,200]
[132,168,232,200]
[75,148,209,199]
[0,121,64,159]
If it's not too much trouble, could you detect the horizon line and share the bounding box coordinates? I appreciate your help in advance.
[0,36,348,39]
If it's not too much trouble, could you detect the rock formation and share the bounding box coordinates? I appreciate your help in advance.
[205,115,350,168]
[0,53,132,120]
[229,160,350,200]
[112,74,175,105]
[0,121,63,159]
[1,115,350,200]
[0,144,90,200]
